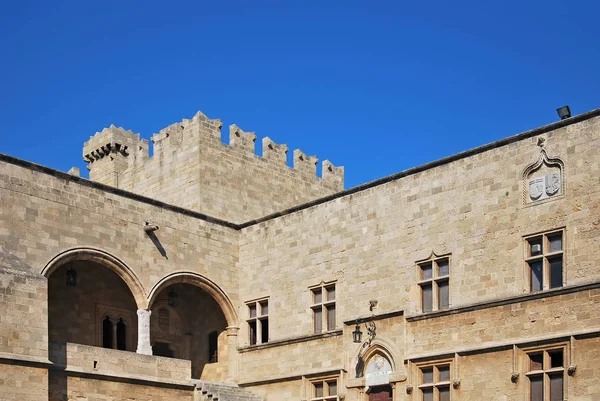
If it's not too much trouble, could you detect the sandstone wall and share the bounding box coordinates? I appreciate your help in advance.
[237,115,600,391]
[0,157,240,312]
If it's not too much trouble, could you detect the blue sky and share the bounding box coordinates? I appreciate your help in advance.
[1,1,598,188]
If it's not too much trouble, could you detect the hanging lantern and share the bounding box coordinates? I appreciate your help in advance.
[352,324,362,343]
[66,266,77,288]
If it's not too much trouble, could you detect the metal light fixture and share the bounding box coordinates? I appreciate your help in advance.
[353,324,363,343]
[556,105,571,120]
[168,290,178,307]
[66,266,77,288]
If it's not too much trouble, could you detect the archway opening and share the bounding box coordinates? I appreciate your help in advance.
[48,260,138,352]
[149,283,228,380]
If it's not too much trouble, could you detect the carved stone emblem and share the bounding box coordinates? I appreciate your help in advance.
[374,355,385,371]
[529,177,545,200]
[545,173,561,196]
[522,148,564,204]
[528,173,561,201]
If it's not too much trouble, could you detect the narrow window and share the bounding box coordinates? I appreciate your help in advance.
[418,363,451,401]
[422,283,433,312]
[311,283,336,333]
[208,331,218,363]
[310,378,338,401]
[418,257,450,313]
[249,321,257,345]
[116,318,127,351]
[525,230,564,292]
[102,316,113,349]
[526,347,565,401]
[246,299,269,345]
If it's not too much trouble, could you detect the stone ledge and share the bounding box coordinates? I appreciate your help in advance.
[238,368,345,387]
[50,364,195,390]
[237,330,343,353]
[406,281,600,322]
[0,351,194,389]
[0,352,52,368]
[404,327,600,363]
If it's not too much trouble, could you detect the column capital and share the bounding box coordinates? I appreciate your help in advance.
[137,309,152,318]
[226,326,240,336]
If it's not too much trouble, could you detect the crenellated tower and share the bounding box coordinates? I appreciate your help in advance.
[83,111,344,223]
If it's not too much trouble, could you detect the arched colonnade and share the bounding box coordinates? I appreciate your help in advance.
[42,247,240,381]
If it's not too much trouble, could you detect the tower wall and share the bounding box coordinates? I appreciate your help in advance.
[83,111,344,223]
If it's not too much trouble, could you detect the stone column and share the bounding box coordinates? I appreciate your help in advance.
[136,309,153,355]
[226,326,240,383]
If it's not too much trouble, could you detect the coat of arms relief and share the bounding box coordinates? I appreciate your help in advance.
[522,139,565,204]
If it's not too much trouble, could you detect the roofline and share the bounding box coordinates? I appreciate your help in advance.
[0,153,239,230]
[239,107,600,228]
[1,108,598,230]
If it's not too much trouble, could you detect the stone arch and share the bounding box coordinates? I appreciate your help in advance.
[147,271,239,328]
[362,342,397,372]
[42,247,147,309]
[353,338,400,379]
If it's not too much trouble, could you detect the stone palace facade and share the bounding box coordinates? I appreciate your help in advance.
[0,108,599,401]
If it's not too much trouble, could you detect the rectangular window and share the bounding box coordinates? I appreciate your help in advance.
[525,229,564,292]
[525,347,565,401]
[418,363,451,401]
[311,283,336,333]
[310,378,338,401]
[246,299,269,345]
[418,257,451,313]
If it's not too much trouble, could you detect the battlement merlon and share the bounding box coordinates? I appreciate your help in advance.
[150,111,223,150]
[229,124,256,154]
[322,160,344,187]
[262,137,288,164]
[293,149,318,176]
[83,125,148,163]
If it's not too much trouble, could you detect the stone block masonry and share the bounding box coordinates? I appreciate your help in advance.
[83,111,344,224]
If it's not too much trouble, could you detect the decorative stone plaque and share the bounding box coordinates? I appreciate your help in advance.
[365,354,392,387]
[522,145,564,205]
[528,172,562,201]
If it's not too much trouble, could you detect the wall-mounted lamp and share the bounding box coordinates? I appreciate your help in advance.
[352,303,377,345]
[352,324,363,343]
[168,290,178,307]
[556,105,571,120]
[66,266,77,288]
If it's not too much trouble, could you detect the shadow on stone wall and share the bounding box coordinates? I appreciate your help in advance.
[48,341,67,401]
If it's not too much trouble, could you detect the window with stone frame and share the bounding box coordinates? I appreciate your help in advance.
[417,257,450,313]
[310,378,338,401]
[311,283,336,333]
[247,298,269,345]
[525,229,564,292]
[525,346,565,401]
[419,363,451,401]
[97,305,134,351]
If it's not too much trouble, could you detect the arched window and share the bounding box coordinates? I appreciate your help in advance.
[102,316,113,349]
[208,331,218,363]
[116,318,127,351]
